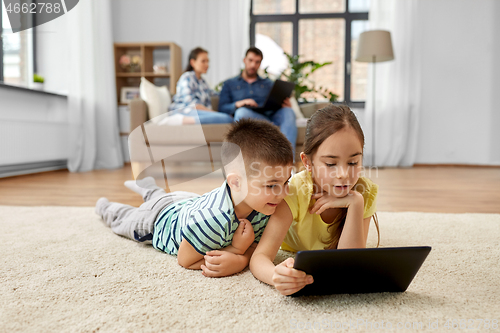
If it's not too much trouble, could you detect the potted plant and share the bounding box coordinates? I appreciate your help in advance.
[214,54,339,104]
[280,52,338,104]
[33,74,45,90]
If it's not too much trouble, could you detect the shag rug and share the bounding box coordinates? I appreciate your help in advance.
[1,206,499,333]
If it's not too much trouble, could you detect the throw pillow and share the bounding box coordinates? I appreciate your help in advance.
[139,77,171,123]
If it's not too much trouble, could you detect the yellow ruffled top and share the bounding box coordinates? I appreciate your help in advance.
[282,170,378,252]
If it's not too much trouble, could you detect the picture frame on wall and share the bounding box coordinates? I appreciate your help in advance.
[120,87,141,104]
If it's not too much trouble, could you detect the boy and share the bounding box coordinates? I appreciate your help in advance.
[95,119,294,277]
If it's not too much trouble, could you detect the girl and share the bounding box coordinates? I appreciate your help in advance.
[247,104,379,296]
[169,47,233,124]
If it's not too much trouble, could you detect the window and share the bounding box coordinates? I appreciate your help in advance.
[250,0,369,106]
[1,1,35,86]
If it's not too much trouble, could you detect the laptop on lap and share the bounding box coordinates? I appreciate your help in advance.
[248,80,295,114]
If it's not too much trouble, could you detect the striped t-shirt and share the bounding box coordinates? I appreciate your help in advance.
[153,181,271,255]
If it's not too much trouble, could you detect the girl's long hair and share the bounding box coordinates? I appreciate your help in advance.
[184,47,208,72]
[302,104,380,249]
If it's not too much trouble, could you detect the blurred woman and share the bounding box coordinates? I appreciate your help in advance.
[169,47,233,124]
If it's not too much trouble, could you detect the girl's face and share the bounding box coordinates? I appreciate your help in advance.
[190,52,209,74]
[301,126,363,198]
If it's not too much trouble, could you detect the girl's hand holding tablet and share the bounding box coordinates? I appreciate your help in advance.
[272,258,314,296]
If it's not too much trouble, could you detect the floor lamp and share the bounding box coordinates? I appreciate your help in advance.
[355,30,394,167]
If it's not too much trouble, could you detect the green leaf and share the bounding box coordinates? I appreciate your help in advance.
[33,74,45,83]
[282,52,339,102]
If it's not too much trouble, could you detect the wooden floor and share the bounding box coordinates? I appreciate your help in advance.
[0,164,499,214]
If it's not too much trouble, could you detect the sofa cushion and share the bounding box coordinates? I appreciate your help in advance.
[211,95,219,111]
[143,123,232,145]
[144,122,307,145]
[299,102,330,118]
[290,97,305,119]
[140,77,171,123]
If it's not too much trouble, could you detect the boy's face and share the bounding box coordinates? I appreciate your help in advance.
[242,163,293,216]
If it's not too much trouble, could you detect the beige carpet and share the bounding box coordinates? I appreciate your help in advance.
[1,206,499,333]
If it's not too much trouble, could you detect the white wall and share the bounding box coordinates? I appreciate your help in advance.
[415,0,499,165]
[0,13,70,175]
[111,0,250,87]
[0,88,69,166]
[490,0,500,165]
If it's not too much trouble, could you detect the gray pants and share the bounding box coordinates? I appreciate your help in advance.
[96,187,200,243]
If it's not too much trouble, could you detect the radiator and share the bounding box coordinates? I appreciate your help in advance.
[0,120,69,176]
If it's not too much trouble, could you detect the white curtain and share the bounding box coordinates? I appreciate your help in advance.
[179,0,251,87]
[366,0,422,166]
[67,0,124,172]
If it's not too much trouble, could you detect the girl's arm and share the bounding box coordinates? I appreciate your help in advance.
[362,216,372,244]
[310,191,367,248]
[249,201,313,295]
[337,195,366,248]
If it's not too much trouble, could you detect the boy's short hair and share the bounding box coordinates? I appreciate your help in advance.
[245,47,263,60]
[221,118,293,176]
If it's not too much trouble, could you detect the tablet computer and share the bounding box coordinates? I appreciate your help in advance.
[248,79,295,114]
[291,246,431,297]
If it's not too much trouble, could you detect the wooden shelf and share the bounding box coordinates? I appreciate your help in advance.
[116,72,171,78]
[143,72,171,77]
[114,42,182,105]
[116,72,142,77]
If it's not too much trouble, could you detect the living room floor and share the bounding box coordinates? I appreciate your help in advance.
[1,164,499,214]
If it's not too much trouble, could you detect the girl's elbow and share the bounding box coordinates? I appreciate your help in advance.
[249,256,257,272]
[249,252,272,271]
[249,253,262,272]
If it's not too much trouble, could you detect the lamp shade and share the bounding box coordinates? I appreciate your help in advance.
[355,30,394,63]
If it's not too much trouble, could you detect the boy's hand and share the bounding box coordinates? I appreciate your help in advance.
[201,251,247,277]
[231,219,255,254]
[272,258,313,296]
[309,190,364,216]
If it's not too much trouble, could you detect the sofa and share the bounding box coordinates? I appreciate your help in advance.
[128,96,329,180]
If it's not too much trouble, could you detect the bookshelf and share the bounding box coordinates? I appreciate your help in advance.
[113,42,182,106]
[114,42,182,162]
